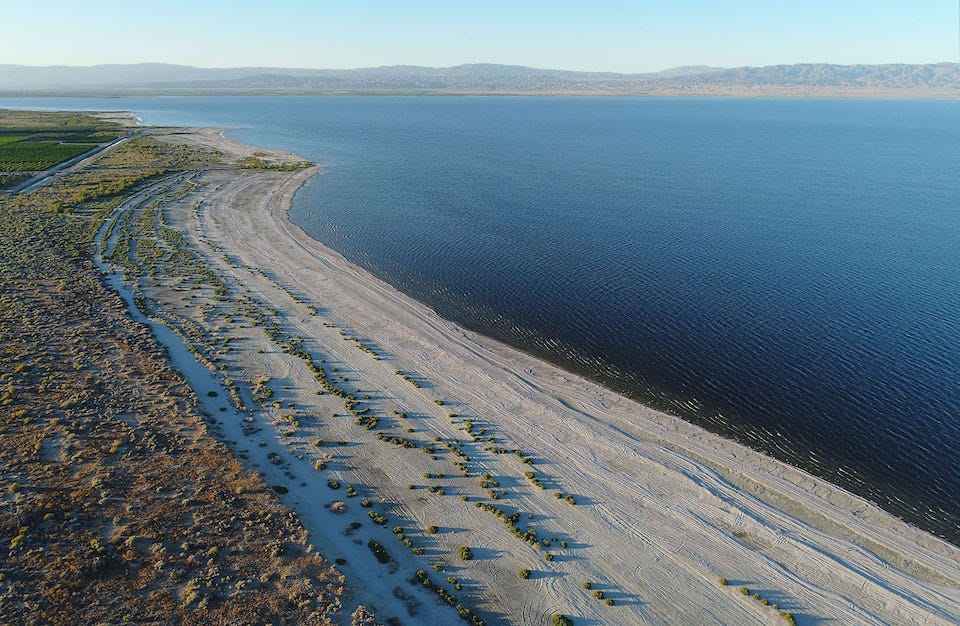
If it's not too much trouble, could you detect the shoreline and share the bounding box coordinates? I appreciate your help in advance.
[272,152,957,559]
[107,124,959,624]
[273,141,953,550]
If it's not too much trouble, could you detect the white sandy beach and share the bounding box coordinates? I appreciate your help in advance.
[102,127,960,625]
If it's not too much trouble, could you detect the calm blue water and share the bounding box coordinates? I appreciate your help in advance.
[4,96,958,543]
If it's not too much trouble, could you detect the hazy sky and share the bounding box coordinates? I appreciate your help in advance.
[3,1,957,71]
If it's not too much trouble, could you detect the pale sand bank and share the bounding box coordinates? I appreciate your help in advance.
[124,127,959,625]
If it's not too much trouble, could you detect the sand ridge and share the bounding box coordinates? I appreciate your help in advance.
[120,126,960,625]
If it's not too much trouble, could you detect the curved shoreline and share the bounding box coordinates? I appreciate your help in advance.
[277,160,957,565]
[276,154,952,564]
[6,103,957,541]
[124,125,960,624]
[283,175,958,547]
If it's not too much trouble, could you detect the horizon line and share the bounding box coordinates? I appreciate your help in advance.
[4,60,960,75]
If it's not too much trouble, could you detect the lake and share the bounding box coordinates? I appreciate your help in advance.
[4,95,957,542]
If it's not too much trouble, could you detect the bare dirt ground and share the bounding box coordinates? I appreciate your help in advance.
[0,127,366,625]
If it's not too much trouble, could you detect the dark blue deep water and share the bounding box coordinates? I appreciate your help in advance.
[4,96,958,542]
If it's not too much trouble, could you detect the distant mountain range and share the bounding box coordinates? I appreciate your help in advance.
[1,62,958,96]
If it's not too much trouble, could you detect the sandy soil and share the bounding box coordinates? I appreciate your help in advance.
[119,128,960,625]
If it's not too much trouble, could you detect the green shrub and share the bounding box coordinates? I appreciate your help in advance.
[458,546,473,560]
[518,568,531,579]
[367,539,390,564]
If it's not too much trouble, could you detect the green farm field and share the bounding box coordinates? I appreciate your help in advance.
[0,140,96,172]
[0,135,29,146]
[0,109,125,188]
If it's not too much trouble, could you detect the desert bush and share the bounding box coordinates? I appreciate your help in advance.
[367,539,391,564]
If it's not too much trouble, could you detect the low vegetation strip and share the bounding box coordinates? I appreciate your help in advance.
[0,172,31,189]
[0,111,359,624]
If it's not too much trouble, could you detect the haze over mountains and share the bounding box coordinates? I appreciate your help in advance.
[1,62,959,96]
